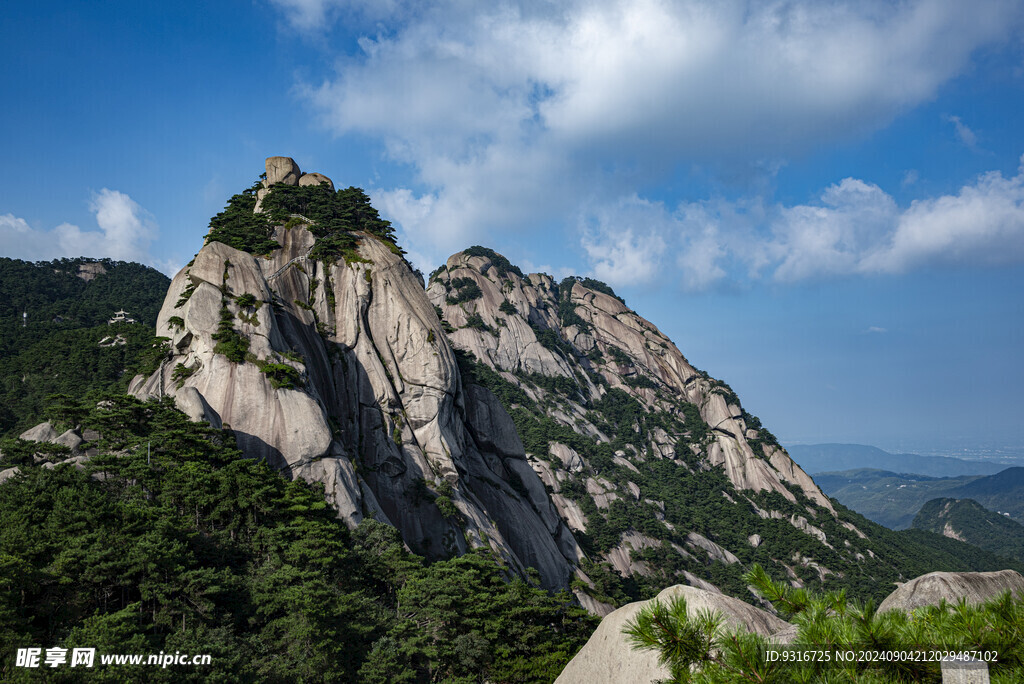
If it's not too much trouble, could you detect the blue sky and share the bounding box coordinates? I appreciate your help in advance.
[2,0,1023,455]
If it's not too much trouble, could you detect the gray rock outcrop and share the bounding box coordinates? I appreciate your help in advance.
[15,423,89,463]
[555,584,791,684]
[53,429,84,451]
[265,156,301,186]
[877,570,1024,613]
[299,172,335,192]
[77,261,108,281]
[20,422,58,443]
[131,159,583,591]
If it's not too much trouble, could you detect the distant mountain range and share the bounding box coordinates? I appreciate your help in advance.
[786,443,1009,478]
[814,467,1024,529]
[912,498,1024,563]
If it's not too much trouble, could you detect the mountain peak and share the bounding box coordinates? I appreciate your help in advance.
[123,160,987,611]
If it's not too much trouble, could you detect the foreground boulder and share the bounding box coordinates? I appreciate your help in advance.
[555,584,791,683]
[559,571,1022,683]
[877,569,1024,613]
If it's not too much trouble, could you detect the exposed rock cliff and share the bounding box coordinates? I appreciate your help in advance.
[429,249,829,509]
[130,158,582,590]
[127,159,947,610]
[426,247,902,601]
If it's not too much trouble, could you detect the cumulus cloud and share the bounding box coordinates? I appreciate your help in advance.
[657,156,1024,289]
[0,189,165,271]
[579,196,668,286]
[278,0,1022,269]
[770,178,899,281]
[863,157,1024,272]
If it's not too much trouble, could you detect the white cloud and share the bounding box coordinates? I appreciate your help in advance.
[862,156,1024,272]
[581,227,666,287]
[271,0,335,29]
[0,189,167,272]
[579,196,668,286]
[271,0,408,30]
[282,0,1022,268]
[673,203,732,291]
[770,178,899,281]
[664,157,1024,288]
[864,326,888,334]
[946,114,979,149]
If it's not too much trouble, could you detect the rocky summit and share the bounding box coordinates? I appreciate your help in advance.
[126,157,986,611]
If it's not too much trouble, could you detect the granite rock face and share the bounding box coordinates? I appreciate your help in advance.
[130,160,582,590]
[265,156,301,186]
[428,251,832,510]
[877,569,1024,613]
[555,584,791,683]
[426,249,854,594]
[20,422,58,443]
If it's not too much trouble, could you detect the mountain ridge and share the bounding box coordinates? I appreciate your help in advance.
[912,497,1024,563]
[786,442,1009,477]
[118,157,1020,609]
[4,157,1024,682]
[815,467,1024,529]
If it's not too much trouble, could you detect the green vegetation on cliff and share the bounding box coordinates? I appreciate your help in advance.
[462,246,524,279]
[0,396,596,683]
[204,182,280,255]
[205,179,401,266]
[912,498,1024,563]
[0,257,170,436]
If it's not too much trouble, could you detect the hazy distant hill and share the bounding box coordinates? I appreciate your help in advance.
[912,498,1024,563]
[815,467,1024,529]
[786,443,1007,477]
[953,467,1024,511]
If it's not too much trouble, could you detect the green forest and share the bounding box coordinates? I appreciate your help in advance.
[912,498,1024,563]
[0,395,595,683]
[0,257,170,437]
[454,333,1023,610]
[205,178,401,265]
